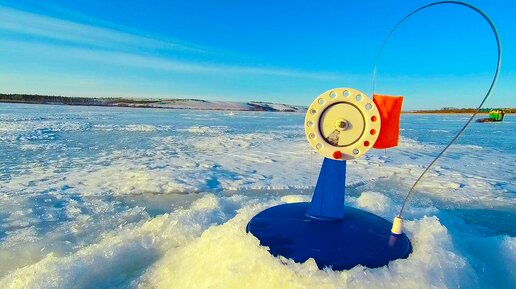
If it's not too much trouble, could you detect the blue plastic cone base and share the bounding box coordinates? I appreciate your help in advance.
[246,202,412,270]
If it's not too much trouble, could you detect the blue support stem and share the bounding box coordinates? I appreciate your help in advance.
[307,158,346,220]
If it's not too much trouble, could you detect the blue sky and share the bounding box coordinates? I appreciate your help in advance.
[0,0,514,109]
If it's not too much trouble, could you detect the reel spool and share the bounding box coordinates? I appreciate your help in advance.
[305,88,381,160]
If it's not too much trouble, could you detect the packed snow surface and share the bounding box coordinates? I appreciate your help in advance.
[0,103,514,288]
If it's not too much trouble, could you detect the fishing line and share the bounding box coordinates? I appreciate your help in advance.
[371,1,502,218]
[309,144,314,188]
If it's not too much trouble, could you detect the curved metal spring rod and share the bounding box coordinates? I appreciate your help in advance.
[371,1,502,217]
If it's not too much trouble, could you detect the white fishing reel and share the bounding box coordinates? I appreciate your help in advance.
[304,88,381,160]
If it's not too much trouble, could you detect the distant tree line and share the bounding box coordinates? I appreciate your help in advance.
[1,93,512,113]
[414,107,515,113]
[0,93,161,106]
[0,93,109,105]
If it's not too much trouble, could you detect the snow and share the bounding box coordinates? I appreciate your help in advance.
[0,103,514,288]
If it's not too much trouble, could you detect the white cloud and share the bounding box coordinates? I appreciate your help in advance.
[0,6,199,52]
[0,5,354,81]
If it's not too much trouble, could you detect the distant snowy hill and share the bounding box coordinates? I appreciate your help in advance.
[114,99,306,112]
[0,94,307,112]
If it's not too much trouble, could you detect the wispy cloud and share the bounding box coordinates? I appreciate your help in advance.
[0,5,352,81]
[0,6,201,52]
[1,39,348,80]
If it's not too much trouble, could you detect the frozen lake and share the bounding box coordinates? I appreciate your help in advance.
[0,103,514,288]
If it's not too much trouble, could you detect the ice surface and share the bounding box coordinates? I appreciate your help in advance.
[0,103,514,288]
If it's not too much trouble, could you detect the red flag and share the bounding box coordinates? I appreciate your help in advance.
[373,94,403,149]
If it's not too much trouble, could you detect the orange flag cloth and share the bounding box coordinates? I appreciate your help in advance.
[372,94,403,149]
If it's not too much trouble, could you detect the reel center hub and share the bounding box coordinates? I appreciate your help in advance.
[336,119,349,131]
